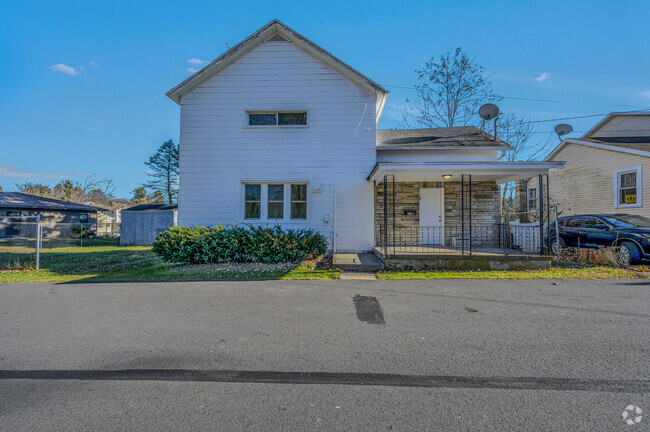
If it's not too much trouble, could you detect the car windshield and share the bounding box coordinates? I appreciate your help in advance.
[601,215,650,228]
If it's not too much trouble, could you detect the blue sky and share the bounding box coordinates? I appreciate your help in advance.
[1,0,648,197]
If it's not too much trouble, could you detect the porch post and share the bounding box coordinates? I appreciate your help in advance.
[546,174,551,255]
[469,174,472,255]
[383,175,388,258]
[392,174,396,256]
[538,174,544,255]
[461,175,465,255]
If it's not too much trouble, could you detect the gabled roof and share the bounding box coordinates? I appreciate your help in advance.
[545,111,650,161]
[0,192,105,212]
[377,126,512,150]
[166,20,389,120]
[581,110,650,138]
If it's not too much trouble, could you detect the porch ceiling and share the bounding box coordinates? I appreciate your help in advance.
[367,161,566,184]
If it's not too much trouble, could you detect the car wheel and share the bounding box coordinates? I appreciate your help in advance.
[550,237,565,254]
[619,241,641,264]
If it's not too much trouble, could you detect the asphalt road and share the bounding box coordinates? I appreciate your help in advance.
[0,279,648,431]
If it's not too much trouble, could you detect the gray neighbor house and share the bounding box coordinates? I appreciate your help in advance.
[0,192,105,239]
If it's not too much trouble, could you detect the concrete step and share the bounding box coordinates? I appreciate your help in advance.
[332,253,385,272]
[338,272,378,280]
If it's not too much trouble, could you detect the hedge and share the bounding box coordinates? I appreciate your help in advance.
[152,224,328,264]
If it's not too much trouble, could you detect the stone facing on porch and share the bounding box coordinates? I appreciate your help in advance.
[374,180,501,246]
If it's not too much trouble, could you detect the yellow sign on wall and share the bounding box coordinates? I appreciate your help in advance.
[626,195,637,204]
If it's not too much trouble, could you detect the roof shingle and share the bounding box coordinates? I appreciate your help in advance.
[376,126,511,149]
[0,192,105,211]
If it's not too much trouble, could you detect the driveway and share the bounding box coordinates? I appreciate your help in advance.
[0,279,648,431]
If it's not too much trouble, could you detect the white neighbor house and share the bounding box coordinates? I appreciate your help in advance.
[166,20,564,255]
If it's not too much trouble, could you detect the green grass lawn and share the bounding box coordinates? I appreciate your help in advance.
[0,246,339,283]
[378,266,646,280]
[2,245,644,283]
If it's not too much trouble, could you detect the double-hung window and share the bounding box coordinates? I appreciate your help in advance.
[527,186,538,211]
[243,183,308,221]
[244,184,262,219]
[267,184,284,219]
[614,166,642,208]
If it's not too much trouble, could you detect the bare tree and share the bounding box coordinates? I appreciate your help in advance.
[497,114,554,220]
[403,47,500,128]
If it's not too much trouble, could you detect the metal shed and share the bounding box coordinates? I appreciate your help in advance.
[120,204,178,245]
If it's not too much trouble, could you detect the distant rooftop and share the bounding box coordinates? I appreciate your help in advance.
[123,204,178,212]
[376,126,511,149]
[0,192,105,211]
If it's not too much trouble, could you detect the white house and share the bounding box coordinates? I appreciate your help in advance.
[167,20,563,257]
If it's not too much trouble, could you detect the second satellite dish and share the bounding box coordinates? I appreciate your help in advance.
[479,103,500,121]
[554,123,573,137]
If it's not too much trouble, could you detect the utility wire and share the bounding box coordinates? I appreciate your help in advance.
[382,84,649,108]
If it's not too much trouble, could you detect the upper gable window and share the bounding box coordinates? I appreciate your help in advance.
[247,111,307,127]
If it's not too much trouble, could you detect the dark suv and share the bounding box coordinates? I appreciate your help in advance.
[549,214,650,264]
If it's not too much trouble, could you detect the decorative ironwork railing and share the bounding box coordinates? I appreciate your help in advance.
[376,224,546,256]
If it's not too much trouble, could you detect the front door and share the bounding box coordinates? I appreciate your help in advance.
[419,188,443,245]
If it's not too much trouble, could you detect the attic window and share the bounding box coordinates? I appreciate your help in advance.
[247,111,307,127]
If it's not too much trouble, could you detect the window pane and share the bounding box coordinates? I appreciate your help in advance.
[583,218,601,228]
[291,202,307,219]
[291,184,307,201]
[620,172,636,188]
[278,112,307,125]
[245,202,260,219]
[268,184,284,201]
[621,188,637,205]
[249,114,277,126]
[268,202,283,219]
[245,184,261,201]
[564,218,583,228]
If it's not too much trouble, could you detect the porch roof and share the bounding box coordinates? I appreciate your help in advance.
[367,161,566,184]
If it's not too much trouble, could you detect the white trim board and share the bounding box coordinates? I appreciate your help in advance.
[613,166,643,209]
[545,139,650,162]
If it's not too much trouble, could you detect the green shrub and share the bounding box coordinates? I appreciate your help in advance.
[152,224,328,264]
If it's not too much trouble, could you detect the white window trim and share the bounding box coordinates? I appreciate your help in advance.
[527,186,539,212]
[613,166,642,208]
[243,110,309,129]
[241,182,309,223]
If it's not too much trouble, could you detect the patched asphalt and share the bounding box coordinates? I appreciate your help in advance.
[0,279,648,430]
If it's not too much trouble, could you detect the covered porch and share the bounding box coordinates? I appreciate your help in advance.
[368,161,565,270]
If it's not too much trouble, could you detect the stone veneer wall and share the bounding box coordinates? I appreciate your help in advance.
[375,181,501,247]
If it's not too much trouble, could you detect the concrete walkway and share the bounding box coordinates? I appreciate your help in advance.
[332,252,384,272]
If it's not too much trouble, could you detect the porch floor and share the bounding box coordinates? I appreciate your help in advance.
[374,246,539,257]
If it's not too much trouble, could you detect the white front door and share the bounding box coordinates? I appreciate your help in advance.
[419,188,443,245]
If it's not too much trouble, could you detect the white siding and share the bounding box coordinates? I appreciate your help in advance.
[178,40,377,251]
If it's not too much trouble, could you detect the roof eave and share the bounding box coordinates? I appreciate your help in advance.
[545,138,650,161]
[376,145,512,151]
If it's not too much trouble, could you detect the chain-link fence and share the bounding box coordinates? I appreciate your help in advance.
[38,222,121,249]
[0,216,121,270]
[0,216,39,269]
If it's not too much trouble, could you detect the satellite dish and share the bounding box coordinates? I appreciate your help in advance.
[479,103,500,121]
[554,123,573,141]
